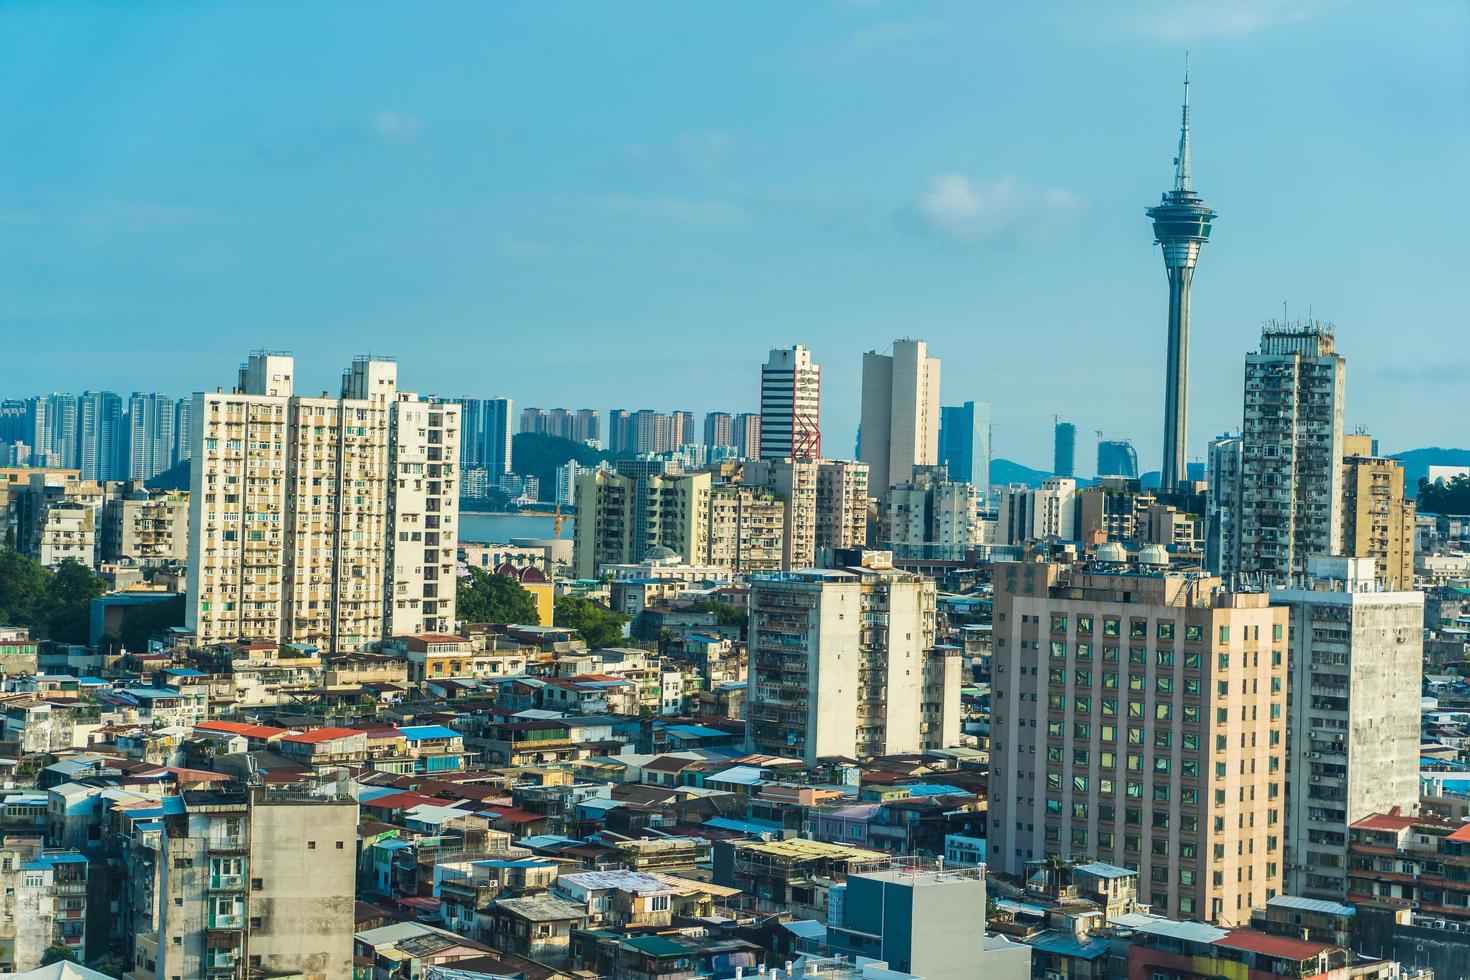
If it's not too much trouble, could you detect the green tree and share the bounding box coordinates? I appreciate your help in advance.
[41,945,79,965]
[41,560,106,645]
[0,550,49,628]
[554,595,629,648]
[1418,475,1470,515]
[457,568,540,625]
[688,599,749,633]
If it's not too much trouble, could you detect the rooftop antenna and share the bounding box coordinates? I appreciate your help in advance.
[1173,52,1192,191]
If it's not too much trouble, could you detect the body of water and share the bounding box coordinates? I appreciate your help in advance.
[459,511,574,543]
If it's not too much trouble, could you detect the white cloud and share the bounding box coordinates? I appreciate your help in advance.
[910,174,1082,244]
[1129,0,1330,41]
[674,130,734,172]
[372,111,423,143]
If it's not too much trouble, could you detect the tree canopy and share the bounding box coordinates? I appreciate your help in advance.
[687,599,749,635]
[457,568,541,625]
[0,554,106,644]
[553,594,628,648]
[1418,475,1470,515]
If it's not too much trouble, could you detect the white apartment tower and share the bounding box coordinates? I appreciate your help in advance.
[1237,321,1346,581]
[859,339,942,494]
[745,557,942,763]
[759,346,821,460]
[187,351,459,651]
[1274,557,1423,902]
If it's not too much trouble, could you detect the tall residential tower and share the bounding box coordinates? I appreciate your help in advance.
[1147,70,1216,491]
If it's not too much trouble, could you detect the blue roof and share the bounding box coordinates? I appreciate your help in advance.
[164,668,206,677]
[1026,930,1111,960]
[1267,895,1355,916]
[473,858,556,869]
[398,724,460,741]
[893,782,970,798]
[704,816,783,835]
[664,724,732,740]
[357,786,405,803]
[1074,861,1135,880]
[119,686,181,700]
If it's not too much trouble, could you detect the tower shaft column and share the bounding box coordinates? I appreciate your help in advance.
[1161,265,1193,490]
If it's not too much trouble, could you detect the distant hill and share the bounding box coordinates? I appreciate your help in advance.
[512,432,613,496]
[991,458,1051,488]
[1389,447,1470,495]
[145,459,190,491]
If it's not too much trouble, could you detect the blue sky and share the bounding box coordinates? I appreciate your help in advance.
[2,1,1466,471]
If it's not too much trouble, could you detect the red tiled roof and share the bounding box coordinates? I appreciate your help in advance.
[1215,930,1329,960]
[1446,823,1470,843]
[281,727,363,744]
[362,791,442,812]
[196,720,288,739]
[483,806,543,824]
[1350,809,1418,832]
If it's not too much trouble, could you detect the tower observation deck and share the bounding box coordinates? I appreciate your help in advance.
[1147,68,1216,492]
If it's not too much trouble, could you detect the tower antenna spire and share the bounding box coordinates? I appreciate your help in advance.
[1174,53,1192,191]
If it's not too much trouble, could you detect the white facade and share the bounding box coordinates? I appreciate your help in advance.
[1237,321,1346,581]
[859,339,941,494]
[997,477,1077,545]
[745,563,937,763]
[186,352,459,651]
[1275,556,1424,901]
[759,346,821,461]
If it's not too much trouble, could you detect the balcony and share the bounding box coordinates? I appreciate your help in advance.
[209,873,245,891]
[208,911,245,929]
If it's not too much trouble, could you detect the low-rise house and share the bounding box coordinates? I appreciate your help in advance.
[486,896,590,968]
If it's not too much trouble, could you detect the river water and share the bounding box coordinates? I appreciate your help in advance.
[459,511,574,543]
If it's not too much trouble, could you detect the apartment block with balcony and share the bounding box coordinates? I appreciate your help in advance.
[745,556,937,764]
[1275,557,1424,901]
[989,559,1288,925]
[127,785,355,980]
[102,484,190,566]
[0,841,88,971]
[1340,434,1415,589]
[186,352,459,652]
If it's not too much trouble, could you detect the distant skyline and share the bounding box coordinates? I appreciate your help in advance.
[2,2,1467,472]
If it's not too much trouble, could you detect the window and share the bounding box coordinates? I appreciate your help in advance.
[1073,776,1089,793]
[1156,650,1174,667]
[1078,616,1093,633]
[251,878,263,890]
[1103,645,1119,662]
[1218,626,1230,643]
[1158,622,1175,640]
[1051,615,1068,633]
[1051,641,1066,658]
[1129,647,1147,665]
[1130,620,1148,639]
[1103,619,1120,637]
[1184,651,1201,669]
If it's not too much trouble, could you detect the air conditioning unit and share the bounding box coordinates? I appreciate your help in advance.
[1308,752,1320,759]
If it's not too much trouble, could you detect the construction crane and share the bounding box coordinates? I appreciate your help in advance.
[553,502,565,539]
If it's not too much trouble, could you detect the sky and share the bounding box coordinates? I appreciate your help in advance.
[2,1,1467,473]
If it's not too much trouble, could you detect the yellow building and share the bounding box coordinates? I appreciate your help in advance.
[1341,435,1415,589]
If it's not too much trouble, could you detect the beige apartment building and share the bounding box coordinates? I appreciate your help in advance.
[859,338,941,493]
[102,484,190,565]
[572,466,710,579]
[743,457,869,569]
[706,483,784,574]
[745,554,947,763]
[1340,434,1415,589]
[11,470,106,567]
[186,352,459,651]
[990,559,1288,925]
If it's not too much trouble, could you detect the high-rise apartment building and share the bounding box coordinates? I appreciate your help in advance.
[572,408,600,444]
[813,458,870,566]
[1098,439,1140,480]
[1273,557,1422,902]
[1053,421,1077,478]
[457,398,485,467]
[0,400,28,445]
[572,464,710,578]
[706,483,784,575]
[880,466,985,561]
[186,352,459,651]
[1204,434,1242,576]
[173,395,195,466]
[745,556,948,763]
[27,393,78,468]
[859,339,941,493]
[760,346,821,461]
[127,392,178,481]
[938,400,992,501]
[124,783,356,980]
[990,559,1287,923]
[1340,435,1414,589]
[77,390,125,482]
[481,398,514,477]
[703,411,734,449]
[997,478,1077,545]
[101,483,190,565]
[1147,73,1216,491]
[732,413,761,459]
[1236,321,1346,582]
